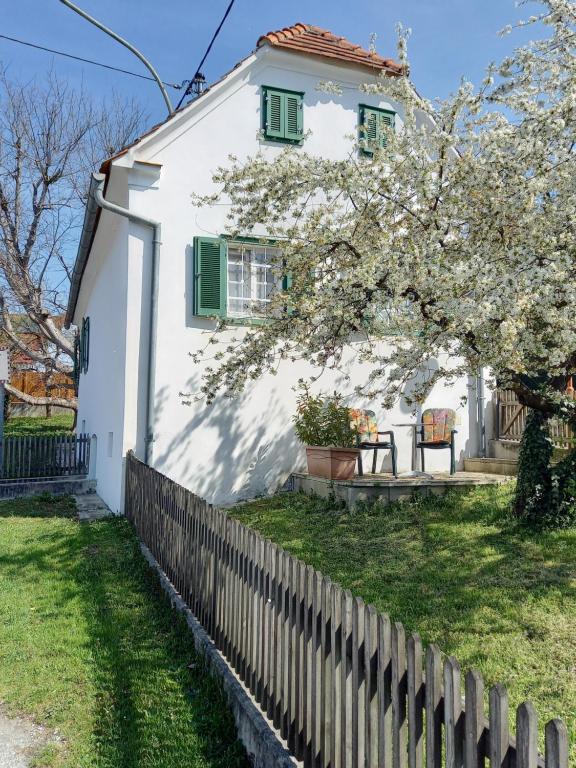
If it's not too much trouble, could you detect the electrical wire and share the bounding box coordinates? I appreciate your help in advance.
[0,33,184,89]
[175,0,237,110]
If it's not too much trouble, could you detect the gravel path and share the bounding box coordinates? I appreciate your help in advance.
[0,710,48,768]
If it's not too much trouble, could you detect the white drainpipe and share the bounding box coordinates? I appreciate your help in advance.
[477,370,486,458]
[91,172,161,465]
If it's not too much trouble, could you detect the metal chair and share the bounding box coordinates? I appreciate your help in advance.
[349,409,397,477]
[416,408,457,475]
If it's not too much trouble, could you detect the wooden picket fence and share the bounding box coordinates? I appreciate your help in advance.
[497,388,576,449]
[0,434,90,479]
[124,451,569,768]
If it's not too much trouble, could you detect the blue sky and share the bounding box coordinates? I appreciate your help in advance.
[1,0,533,127]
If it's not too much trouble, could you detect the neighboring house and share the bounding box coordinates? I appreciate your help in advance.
[66,24,486,513]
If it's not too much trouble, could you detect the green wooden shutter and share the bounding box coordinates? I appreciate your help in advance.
[263,87,304,142]
[194,237,227,317]
[74,333,80,387]
[281,262,294,316]
[82,317,90,373]
[264,89,285,140]
[376,111,393,148]
[282,256,293,292]
[78,317,90,374]
[284,92,303,142]
[363,107,379,146]
[360,105,395,153]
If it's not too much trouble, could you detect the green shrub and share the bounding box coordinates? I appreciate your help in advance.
[293,382,357,447]
[514,411,576,528]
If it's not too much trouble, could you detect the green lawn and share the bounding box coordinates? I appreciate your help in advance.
[231,485,576,760]
[4,414,75,437]
[0,495,248,768]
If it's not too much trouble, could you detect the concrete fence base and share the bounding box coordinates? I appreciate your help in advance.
[0,477,96,499]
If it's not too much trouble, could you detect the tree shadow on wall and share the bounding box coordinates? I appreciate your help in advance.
[152,375,302,505]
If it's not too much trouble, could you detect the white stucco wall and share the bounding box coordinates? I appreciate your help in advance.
[154,344,477,505]
[73,170,131,512]
[76,45,482,508]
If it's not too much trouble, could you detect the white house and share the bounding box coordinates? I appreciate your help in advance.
[66,23,485,513]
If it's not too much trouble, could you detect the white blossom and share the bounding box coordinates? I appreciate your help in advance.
[193,0,576,420]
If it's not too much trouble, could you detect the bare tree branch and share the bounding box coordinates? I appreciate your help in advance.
[5,382,77,411]
[0,67,147,413]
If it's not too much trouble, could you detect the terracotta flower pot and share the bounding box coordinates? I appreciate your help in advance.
[305,446,360,480]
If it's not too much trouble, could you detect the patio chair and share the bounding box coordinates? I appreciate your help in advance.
[416,408,457,475]
[349,409,397,477]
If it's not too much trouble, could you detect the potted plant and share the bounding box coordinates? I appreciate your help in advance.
[293,383,359,480]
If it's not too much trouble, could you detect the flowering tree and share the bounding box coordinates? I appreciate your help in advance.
[194,0,576,526]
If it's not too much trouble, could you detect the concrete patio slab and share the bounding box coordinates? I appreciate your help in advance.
[291,470,512,507]
[74,492,113,521]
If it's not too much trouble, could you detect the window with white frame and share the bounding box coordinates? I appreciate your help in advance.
[226,242,281,318]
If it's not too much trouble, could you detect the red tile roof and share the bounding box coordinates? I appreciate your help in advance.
[257,23,403,75]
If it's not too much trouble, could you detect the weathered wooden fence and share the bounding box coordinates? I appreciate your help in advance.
[8,370,76,416]
[0,433,90,479]
[497,388,576,449]
[9,370,75,402]
[125,451,569,768]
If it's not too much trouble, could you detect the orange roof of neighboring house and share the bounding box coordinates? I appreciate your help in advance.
[257,23,403,75]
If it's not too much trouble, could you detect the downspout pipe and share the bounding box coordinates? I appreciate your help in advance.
[91,172,160,466]
[476,370,486,458]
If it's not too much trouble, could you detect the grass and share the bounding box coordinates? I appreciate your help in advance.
[231,485,576,760]
[0,495,248,768]
[4,414,75,437]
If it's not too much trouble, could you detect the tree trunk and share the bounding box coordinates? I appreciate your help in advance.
[513,411,553,521]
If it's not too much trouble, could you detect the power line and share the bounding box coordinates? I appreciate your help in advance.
[175,0,238,110]
[0,33,184,90]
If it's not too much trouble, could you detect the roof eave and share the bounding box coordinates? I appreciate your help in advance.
[64,172,106,328]
[98,51,257,174]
